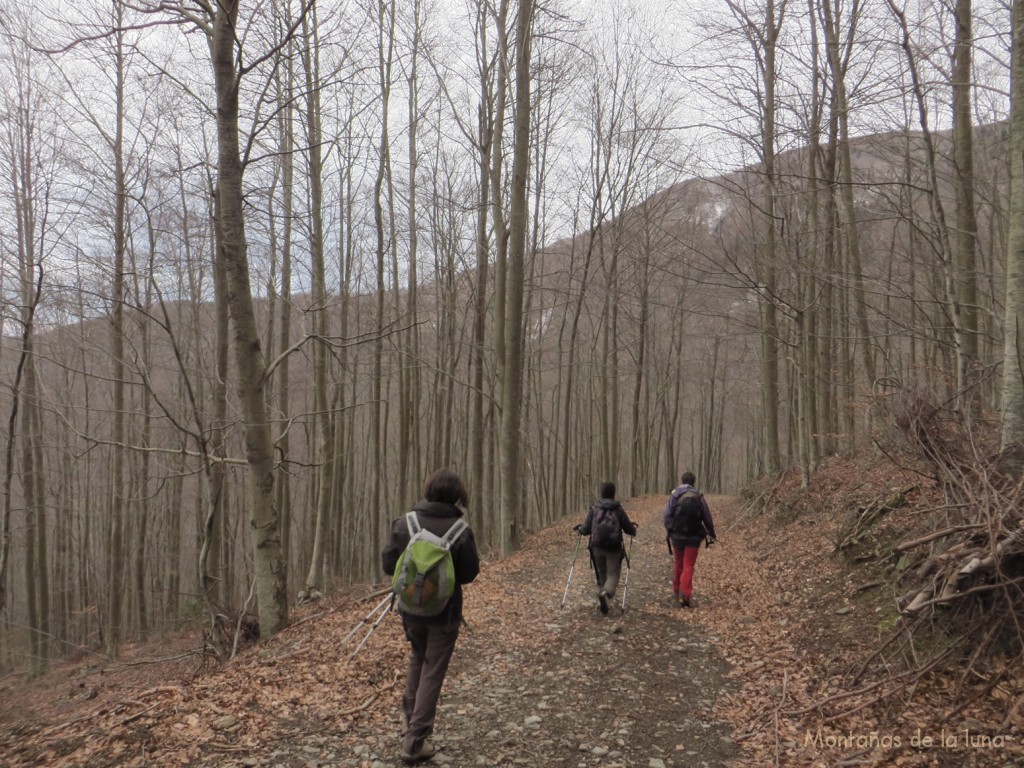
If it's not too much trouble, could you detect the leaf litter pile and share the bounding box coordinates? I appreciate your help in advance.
[1,456,1022,767]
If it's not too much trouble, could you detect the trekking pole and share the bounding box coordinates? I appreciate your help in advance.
[560,535,583,609]
[621,535,635,611]
[341,593,393,647]
[350,594,396,658]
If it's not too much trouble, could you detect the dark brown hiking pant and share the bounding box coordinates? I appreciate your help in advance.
[401,615,460,753]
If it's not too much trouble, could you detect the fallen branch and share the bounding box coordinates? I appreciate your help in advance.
[786,647,953,718]
[895,524,985,552]
[119,702,162,726]
[823,649,956,722]
[907,576,1024,614]
[207,741,247,752]
[37,686,181,736]
[835,488,916,552]
[357,587,393,603]
[337,670,400,718]
[138,686,185,697]
[835,749,874,766]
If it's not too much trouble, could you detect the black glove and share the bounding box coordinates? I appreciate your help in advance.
[573,524,583,534]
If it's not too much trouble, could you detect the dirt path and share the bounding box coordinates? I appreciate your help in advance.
[341,495,739,768]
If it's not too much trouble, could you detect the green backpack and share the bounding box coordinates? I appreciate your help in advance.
[392,512,469,617]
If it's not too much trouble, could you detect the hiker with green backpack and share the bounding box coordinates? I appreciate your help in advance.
[382,469,480,765]
[663,471,717,608]
[573,481,637,615]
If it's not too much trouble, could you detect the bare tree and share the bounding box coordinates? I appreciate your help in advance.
[1000,0,1024,463]
[105,2,129,657]
[498,0,535,554]
[722,0,787,474]
[207,0,290,636]
[953,0,980,415]
[298,2,334,603]
[0,9,56,676]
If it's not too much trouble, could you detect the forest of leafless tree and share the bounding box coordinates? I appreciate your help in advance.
[0,0,1020,675]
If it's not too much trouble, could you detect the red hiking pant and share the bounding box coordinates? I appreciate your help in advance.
[672,544,701,600]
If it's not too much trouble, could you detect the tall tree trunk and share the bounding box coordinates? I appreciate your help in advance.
[0,25,47,657]
[499,0,533,555]
[800,0,824,481]
[1000,0,1024,463]
[272,1,295,578]
[106,13,127,656]
[629,220,652,496]
[371,0,396,562]
[210,0,288,637]
[761,0,782,474]
[404,0,424,502]
[132,210,159,638]
[469,17,495,529]
[331,121,354,579]
[558,217,599,522]
[886,0,964,404]
[23,349,47,676]
[198,186,232,659]
[300,5,334,600]
[822,0,876,399]
[954,0,979,416]
[490,0,511,538]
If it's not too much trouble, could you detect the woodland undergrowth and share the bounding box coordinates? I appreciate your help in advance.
[766,391,1024,728]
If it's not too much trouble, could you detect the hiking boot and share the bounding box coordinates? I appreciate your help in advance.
[400,739,436,764]
[598,590,609,614]
[681,595,692,608]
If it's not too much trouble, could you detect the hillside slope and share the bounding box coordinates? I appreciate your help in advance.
[2,466,1022,767]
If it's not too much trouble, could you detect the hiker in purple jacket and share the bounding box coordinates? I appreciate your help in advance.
[663,471,716,607]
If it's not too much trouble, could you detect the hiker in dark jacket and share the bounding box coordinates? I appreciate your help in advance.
[574,481,637,615]
[382,468,480,765]
[663,471,716,608]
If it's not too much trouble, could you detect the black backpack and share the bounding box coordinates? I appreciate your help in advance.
[590,504,622,548]
[670,490,705,537]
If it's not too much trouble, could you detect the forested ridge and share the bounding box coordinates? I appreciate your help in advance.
[0,1,1023,754]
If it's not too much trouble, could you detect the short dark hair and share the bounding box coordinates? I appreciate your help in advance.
[680,471,696,486]
[423,468,469,507]
[599,481,616,499]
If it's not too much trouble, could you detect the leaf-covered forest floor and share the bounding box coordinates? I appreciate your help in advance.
[2,454,1023,767]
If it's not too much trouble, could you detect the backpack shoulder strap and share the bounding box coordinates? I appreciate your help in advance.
[404,511,421,537]
[670,487,685,507]
[441,518,469,548]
